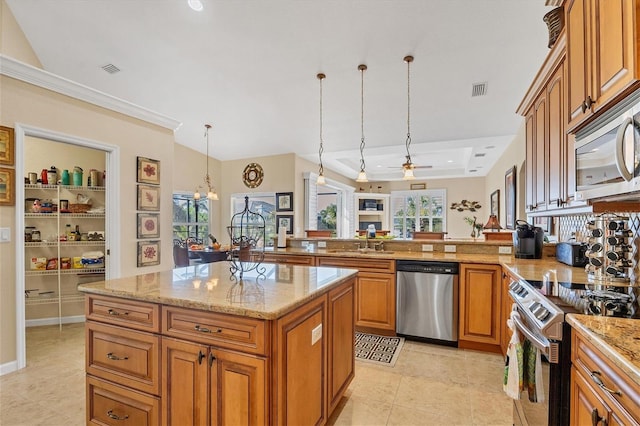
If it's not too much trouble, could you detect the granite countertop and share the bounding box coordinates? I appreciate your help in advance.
[566,314,640,387]
[268,247,612,286]
[77,262,357,320]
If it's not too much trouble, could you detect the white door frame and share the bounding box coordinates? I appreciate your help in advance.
[14,123,121,370]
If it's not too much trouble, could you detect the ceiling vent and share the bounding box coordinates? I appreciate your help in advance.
[474,153,486,158]
[101,64,120,74]
[471,82,488,97]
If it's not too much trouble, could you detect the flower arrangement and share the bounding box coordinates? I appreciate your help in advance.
[464,216,484,238]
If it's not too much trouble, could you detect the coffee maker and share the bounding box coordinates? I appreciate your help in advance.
[513,220,544,259]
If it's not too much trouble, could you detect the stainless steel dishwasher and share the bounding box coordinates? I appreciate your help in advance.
[396,260,459,344]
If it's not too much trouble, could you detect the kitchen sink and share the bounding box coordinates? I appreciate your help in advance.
[326,249,394,255]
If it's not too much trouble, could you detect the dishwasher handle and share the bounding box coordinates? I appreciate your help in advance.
[396,260,459,274]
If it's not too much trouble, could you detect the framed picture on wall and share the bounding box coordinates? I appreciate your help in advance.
[0,167,15,206]
[137,213,160,239]
[137,156,160,185]
[276,192,293,212]
[276,215,294,234]
[505,166,517,229]
[137,240,161,267]
[0,126,15,166]
[490,189,500,217]
[137,184,160,211]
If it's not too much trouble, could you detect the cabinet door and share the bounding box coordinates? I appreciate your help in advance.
[356,272,396,333]
[162,337,209,426]
[211,348,267,426]
[500,272,514,357]
[275,296,327,426]
[459,264,502,347]
[525,110,535,212]
[567,0,590,128]
[87,376,160,426]
[534,94,547,210]
[571,366,610,426]
[327,279,355,413]
[547,61,564,208]
[592,0,637,111]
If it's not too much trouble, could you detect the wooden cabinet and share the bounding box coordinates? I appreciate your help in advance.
[500,270,515,357]
[317,256,395,334]
[567,0,640,131]
[458,263,502,353]
[327,281,355,414]
[162,337,267,425]
[262,253,315,265]
[87,376,160,426]
[571,329,640,424]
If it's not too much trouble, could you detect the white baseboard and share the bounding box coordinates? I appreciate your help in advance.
[25,315,85,327]
[0,360,19,376]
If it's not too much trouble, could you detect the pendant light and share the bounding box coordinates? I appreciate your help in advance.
[356,64,368,183]
[194,124,219,201]
[402,55,416,180]
[317,73,326,185]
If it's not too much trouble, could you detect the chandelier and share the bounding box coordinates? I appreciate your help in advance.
[402,55,415,180]
[317,72,327,185]
[194,124,219,201]
[356,64,368,182]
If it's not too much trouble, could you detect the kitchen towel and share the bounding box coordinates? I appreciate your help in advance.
[277,226,287,248]
[503,313,524,399]
[523,340,545,403]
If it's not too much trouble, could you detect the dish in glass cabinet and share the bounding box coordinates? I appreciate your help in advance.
[243,163,264,188]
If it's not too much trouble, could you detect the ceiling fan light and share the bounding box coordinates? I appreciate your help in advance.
[402,168,415,180]
[317,174,326,185]
[356,171,368,182]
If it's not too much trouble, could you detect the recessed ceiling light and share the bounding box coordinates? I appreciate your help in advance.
[485,145,495,149]
[188,0,204,11]
[447,160,453,163]
[376,165,382,168]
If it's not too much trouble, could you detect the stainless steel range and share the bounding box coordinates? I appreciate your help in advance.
[508,276,639,426]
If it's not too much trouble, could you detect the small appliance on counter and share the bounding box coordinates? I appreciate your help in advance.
[512,220,544,259]
[556,241,588,266]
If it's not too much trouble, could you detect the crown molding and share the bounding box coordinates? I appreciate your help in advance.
[0,54,182,131]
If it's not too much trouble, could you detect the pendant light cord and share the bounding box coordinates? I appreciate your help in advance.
[359,65,366,174]
[405,56,412,164]
[317,73,325,177]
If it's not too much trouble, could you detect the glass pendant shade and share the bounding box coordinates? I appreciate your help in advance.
[402,167,415,180]
[356,171,368,182]
[194,190,201,200]
[317,174,326,185]
[207,191,218,201]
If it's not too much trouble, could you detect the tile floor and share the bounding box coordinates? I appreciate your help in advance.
[0,324,513,425]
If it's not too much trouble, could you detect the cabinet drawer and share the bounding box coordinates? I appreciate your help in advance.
[317,256,395,274]
[86,294,160,333]
[162,306,267,355]
[572,331,640,421]
[263,253,315,265]
[87,376,160,426]
[86,321,160,395]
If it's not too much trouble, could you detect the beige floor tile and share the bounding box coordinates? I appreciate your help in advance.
[348,363,403,404]
[329,395,392,425]
[387,403,474,426]
[393,350,470,385]
[393,375,473,412]
[468,387,514,426]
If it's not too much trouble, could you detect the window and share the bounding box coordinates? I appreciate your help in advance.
[230,193,276,247]
[172,193,210,241]
[303,172,355,238]
[391,189,446,238]
[317,190,337,231]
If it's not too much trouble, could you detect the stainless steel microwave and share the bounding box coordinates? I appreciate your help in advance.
[575,102,640,201]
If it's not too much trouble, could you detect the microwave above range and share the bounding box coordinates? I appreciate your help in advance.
[575,100,640,201]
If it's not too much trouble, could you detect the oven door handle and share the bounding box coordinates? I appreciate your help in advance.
[511,313,550,357]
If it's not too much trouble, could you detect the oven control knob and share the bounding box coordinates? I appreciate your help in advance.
[509,281,521,292]
[518,288,528,297]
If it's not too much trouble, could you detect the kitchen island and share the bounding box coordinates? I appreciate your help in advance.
[78,262,357,425]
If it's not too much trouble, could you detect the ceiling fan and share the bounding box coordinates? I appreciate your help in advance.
[387,156,433,170]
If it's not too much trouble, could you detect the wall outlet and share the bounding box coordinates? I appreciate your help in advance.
[499,246,513,254]
[317,241,327,248]
[422,244,433,252]
[444,245,457,253]
[311,324,323,345]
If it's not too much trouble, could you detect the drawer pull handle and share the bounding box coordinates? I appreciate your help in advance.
[591,408,607,426]
[107,410,129,421]
[194,325,222,333]
[590,371,622,397]
[107,309,128,316]
[107,352,129,361]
